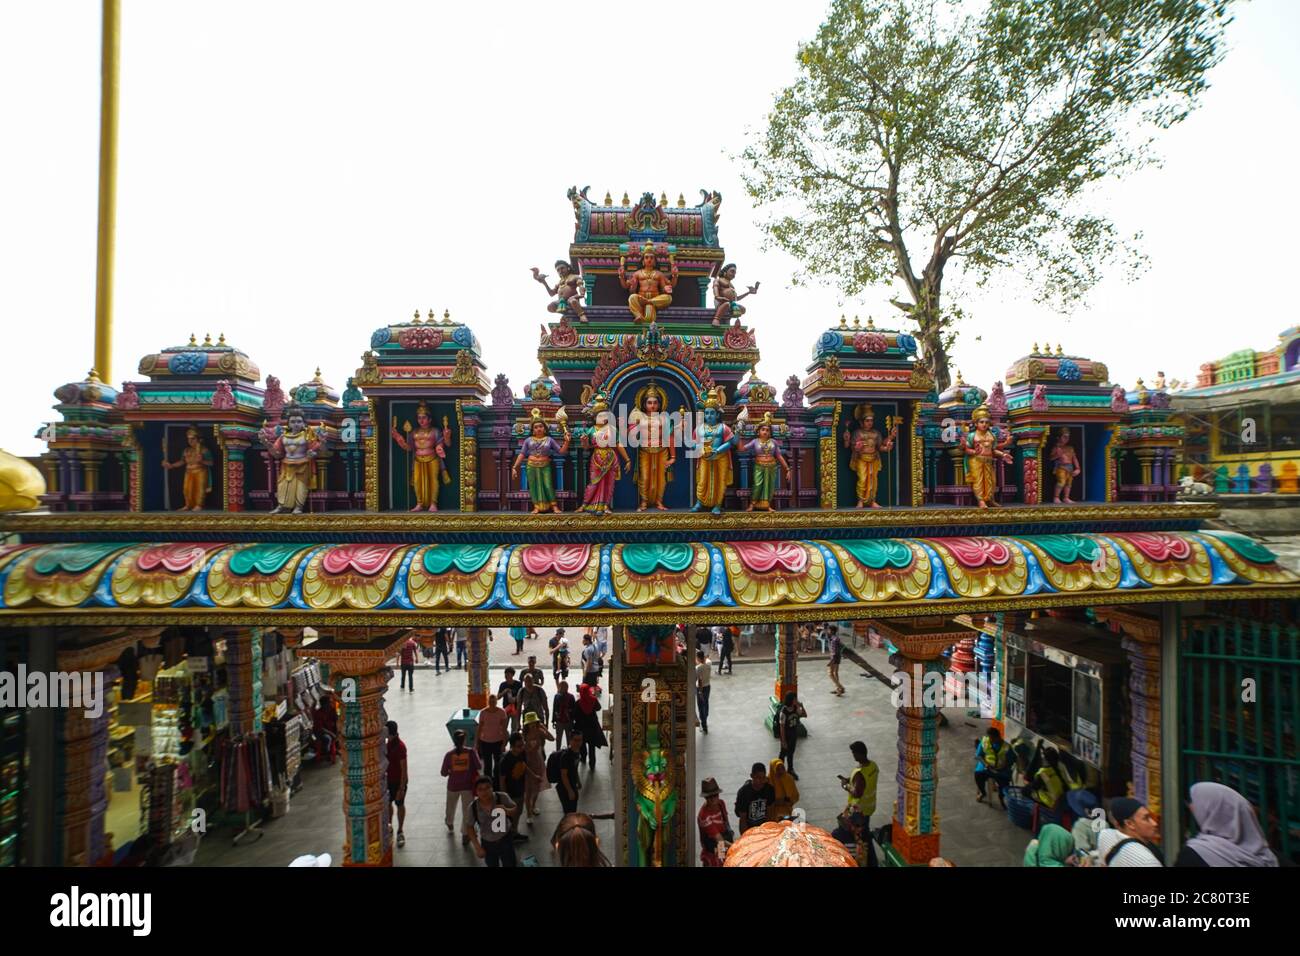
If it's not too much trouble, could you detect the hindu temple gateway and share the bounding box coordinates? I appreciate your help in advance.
[1,189,1298,867]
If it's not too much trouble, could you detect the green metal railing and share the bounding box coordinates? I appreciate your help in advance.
[1180,615,1299,862]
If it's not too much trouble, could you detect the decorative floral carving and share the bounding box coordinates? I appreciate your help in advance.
[1110,384,1129,413]
[987,381,1007,418]
[491,374,513,407]
[116,382,139,410]
[263,375,286,415]
[853,330,888,353]
[211,380,236,411]
[782,375,805,409]
[907,367,933,392]
[821,356,845,388]
[549,317,578,348]
[167,351,208,375]
[1031,384,1050,412]
[1056,358,1081,381]
[370,328,391,349]
[356,351,382,387]
[398,326,444,350]
[723,320,754,350]
[451,349,478,385]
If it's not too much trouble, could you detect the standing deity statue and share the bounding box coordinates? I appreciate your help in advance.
[629,385,676,511]
[531,260,588,323]
[163,426,213,511]
[579,394,631,515]
[844,405,897,509]
[1049,428,1081,504]
[390,401,453,512]
[619,242,677,323]
[264,403,320,514]
[711,263,759,326]
[742,412,791,512]
[512,408,572,514]
[961,405,1013,509]
[691,387,736,515]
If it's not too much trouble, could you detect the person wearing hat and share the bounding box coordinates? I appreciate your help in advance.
[698,777,733,867]
[1067,789,1102,857]
[1096,797,1163,866]
[521,710,554,819]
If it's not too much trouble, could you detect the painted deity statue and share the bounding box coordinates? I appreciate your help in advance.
[962,405,1013,509]
[579,397,631,515]
[163,426,213,511]
[390,401,452,512]
[531,260,588,323]
[844,406,897,509]
[742,413,791,512]
[512,409,571,513]
[265,404,320,514]
[619,243,677,324]
[1049,428,1081,504]
[629,387,676,512]
[711,263,759,326]
[691,387,736,515]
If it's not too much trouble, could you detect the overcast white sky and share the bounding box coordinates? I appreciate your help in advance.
[2,0,1297,456]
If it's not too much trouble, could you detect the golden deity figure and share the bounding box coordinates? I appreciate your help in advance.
[962,405,1013,509]
[628,384,676,511]
[163,426,214,511]
[843,406,897,509]
[264,403,320,514]
[1049,427,1081,504]
[390,401,453,512]
[619,242,677,323]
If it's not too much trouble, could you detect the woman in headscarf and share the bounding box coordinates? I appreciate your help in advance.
[1176,782,1278,867]
[1067,789,1101,857]
[573,683,606,770]
[768,758,800,820]
[1023,823,1077,866]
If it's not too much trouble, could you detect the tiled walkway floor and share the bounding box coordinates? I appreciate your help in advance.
[194,634,1029,867]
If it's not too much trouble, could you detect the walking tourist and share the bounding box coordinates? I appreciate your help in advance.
[827,625,845,695]
[573,683,606,769]
[840,740,879,866]
[399,633,418,692]
[522,654,546,688]
[552,680,576,750]
[557,731,583,814]
[695,650,712,734]
[719,626,735,674]
[768,758,799,820]
[549,629,569,682]
[698,777,733,867]
[518,673,549,730]
[1096,797,1164,866]
[776,691,807,778]
[468,775,519,867]
[974,726,1012,807]
[735,762,776,834]
[497,667,523,735]
[454,626,468,669]
[1175,782,1278,867]
[476,693,508,782]
[386,721,409,848]
[521,712,554,819]
[440,729,481,846]
[433,627,451,674]
[510,625,526,655]
[552,813,610,867]
[580,633,603,686]
[496,733,528,836]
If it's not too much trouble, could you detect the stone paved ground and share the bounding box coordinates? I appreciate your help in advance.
[194,631,1029,867]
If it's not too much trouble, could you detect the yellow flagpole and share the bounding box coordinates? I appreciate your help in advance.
[93,0,120,383]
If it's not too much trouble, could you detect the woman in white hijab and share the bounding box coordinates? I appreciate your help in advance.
[1175,782,1278,867]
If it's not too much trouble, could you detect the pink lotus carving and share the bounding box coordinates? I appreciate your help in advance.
[732,541,809,574]
[320,544,404,577]
[519,544,592,577]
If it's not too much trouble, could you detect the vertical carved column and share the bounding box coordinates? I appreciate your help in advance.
[774,622,798,702]
[1095,608,1163,822]
[310,629,407,868]
[55,630,136,866]
[466,625,490,709]
[222,627,263,736]
[221,437,250,511]
[874,617,976,865]
[458,399,478,512]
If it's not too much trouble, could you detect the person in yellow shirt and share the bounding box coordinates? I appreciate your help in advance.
[838,740,879,867]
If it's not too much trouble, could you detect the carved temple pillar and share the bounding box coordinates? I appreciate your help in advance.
[218,432,251,512]
[220,626,264,736]
[54,628,138,866]
[774,622,798,702]
[873,617,977,865]
[1014,427,1047,504]
[309,628,407,867]
[466,625,490,708]
[1095,607,1163,822]
[615,625,692,867]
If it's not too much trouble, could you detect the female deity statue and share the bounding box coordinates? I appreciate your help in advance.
[628,385,676,512]
[1049,428,1081,504]
[264,403,320,514]
[579,394,631,515]
[742,412,791,512]
[512,408,572,514]
[843,405,897,509]
[162,426,214,512]
[390,401,453,512]
[690,387,736,515]
[961,405,1013,509]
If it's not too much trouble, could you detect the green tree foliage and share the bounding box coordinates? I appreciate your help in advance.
[742,0,1234,390]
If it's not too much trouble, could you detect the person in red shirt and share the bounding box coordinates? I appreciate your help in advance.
[441,729,482,846]
[698,777,733,866]
[399,635,418,693]
[386,721,409,847]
